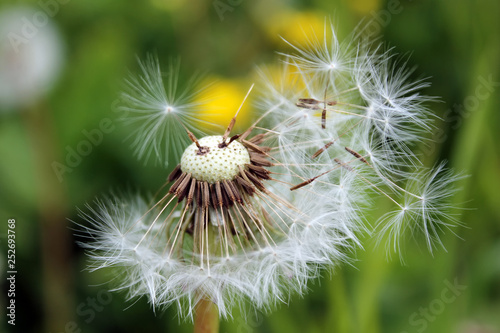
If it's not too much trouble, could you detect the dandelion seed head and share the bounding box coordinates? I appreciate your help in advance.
[78,23,464,321]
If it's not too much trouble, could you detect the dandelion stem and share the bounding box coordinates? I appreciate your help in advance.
[23,101,74,331]
[194,299,219,333]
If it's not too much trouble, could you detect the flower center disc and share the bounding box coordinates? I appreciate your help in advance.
[180,135,250,184]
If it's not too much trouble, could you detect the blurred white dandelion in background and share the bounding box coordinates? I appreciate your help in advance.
[77,24,462,326]
[0,7,70,332]
[0,6,64,111]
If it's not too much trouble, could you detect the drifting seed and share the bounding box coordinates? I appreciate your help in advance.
[244,170,266,192]
[247,164,271,179]
[202,181,210,209]
[221,183,231,207]
[296,101,321,110]
[297,91,337,129]
[248,133,266,145]
[222,180,236,204]
[298,98,320,104]
[334,158,353,171]
[290,167,335,191]
[228,180,243,204]
[249,153,272,167]
[235,174,255,195]
[290,178,315,191]
[209,183,218,209]
[169,172,188,194]
[186,179,197,206]
[312,141,334,159]
[321,109,327,129]
[345,147,369,165]
[215,181,224,207]
[196,181,202,207]
[242,139,270,155]
[239,127,253,141]
[321,83,328,129]
[222,118,237,142]
[175,173,192,201]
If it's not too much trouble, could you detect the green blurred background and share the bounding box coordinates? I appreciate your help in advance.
[0,0,499,332]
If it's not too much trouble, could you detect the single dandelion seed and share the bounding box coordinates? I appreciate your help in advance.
[119,55,218,166]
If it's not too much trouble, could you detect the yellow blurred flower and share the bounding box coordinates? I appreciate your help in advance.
[196,78,252,132]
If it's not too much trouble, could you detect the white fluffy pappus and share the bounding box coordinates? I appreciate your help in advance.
[78,24,463,320]
[120,55,218,166]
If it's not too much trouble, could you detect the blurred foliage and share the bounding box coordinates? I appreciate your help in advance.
[0,0,499,332]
